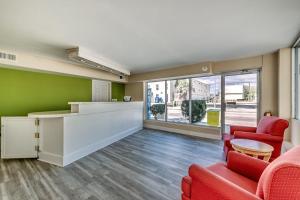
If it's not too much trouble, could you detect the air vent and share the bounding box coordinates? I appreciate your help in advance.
[0,52,16,61]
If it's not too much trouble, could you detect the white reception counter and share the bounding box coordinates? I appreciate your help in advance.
[28,102,143,167]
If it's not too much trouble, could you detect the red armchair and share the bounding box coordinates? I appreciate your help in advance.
[182,146,300,200]
[224,116,289,161]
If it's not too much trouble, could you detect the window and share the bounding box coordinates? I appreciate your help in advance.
[191,76,221,126]
[146,72,259,129]
[146,81,166,120]
[167,79,190,123]
[146,75,221,127]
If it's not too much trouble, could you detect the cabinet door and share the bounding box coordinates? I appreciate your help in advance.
[1,117,38,159]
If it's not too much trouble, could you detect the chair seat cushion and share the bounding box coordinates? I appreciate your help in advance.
[207,163,258,194]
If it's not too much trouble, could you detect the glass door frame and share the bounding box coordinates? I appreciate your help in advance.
[220,69,261,133]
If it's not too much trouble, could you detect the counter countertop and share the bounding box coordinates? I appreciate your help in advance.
[68,101,143,105]
[28,110,77,118]
[28,102,144,118]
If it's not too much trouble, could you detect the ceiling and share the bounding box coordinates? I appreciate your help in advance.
[0,0,300,74]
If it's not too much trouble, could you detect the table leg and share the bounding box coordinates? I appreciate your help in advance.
[263,153,271,161]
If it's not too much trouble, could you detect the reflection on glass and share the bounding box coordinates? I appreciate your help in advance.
[166,79,190,123]
[191,76,221,126]
[146,81,166,120]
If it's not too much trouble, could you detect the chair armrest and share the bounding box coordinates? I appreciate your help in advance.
[227,151,269,182]
[181,176,192,198]
[234,131,283,143]
[189,164,261,200]
[230,125,257,135]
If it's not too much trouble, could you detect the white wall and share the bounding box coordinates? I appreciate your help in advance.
[278,48,292,141]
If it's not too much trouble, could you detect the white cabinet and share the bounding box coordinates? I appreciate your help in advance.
[1,117,38,159]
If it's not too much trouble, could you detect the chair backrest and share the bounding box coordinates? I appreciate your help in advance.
[256,145,300,200]
[256,116,289,137]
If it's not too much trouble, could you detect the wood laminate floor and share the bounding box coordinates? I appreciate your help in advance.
[0,129,224,200]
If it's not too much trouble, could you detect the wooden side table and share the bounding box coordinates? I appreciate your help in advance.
[230,139,274,161]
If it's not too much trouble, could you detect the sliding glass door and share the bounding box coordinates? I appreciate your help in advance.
[222,71,259,132]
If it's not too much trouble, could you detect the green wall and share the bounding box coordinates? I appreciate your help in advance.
[0,66,126,127]
[0,67,92,117]
[111,82,125,101]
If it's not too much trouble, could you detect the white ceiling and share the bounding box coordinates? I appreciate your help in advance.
[0,0,300,74]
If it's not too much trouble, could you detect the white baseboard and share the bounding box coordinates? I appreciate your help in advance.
[62,126,143,167]
[38,152,63,167]
[144,124,221,140]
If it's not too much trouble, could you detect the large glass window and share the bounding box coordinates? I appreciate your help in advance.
[146,73,259,129]
[191,76,221,126]
[146,76,221,127]
[167,79,190,123]
[146,81,166,121]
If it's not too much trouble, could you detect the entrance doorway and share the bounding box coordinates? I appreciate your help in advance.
[92,80,111,102]
[222,71,260,133]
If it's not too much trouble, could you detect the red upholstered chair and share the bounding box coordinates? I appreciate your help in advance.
[181,146,300,200]
[223,116,289,161]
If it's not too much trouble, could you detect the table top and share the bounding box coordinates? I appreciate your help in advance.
[230,139,274,153]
